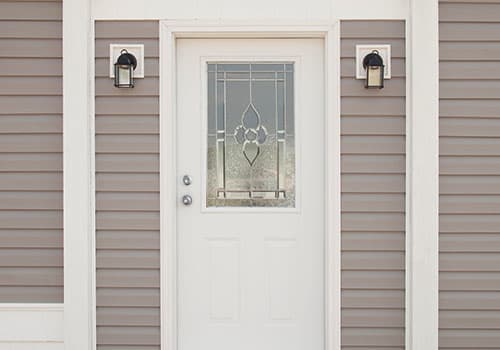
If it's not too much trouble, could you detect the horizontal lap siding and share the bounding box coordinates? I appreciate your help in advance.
[95,21,160,350]
[340,21,406,349]
[0,0,62,303]
[439,1,500,349]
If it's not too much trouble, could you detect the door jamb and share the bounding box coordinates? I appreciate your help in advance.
[159,20,341,350]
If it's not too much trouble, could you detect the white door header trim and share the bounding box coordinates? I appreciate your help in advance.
[92,0,408,20]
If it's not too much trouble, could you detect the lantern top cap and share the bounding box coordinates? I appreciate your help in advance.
[115,49,137,70]
[363,50,384,69]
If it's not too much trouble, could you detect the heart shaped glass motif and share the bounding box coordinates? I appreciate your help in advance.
[234,103,268,166]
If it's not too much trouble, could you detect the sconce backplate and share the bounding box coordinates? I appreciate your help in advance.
[356,44,391,80]
[109,44,145,78]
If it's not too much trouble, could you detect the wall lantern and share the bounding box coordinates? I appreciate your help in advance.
[362,50,385,89]
[114,49,137,88]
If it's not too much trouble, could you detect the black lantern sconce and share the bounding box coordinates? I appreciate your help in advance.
[114,49,137,88]
[362,50,385,89]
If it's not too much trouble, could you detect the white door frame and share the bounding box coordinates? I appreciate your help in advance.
[159,21,341,350]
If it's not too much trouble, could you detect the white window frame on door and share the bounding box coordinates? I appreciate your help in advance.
[159,21,341,350]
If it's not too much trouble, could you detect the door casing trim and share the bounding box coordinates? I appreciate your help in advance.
[159,20,341,350]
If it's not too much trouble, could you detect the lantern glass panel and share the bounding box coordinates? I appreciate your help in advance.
[114,64,134,88]
[119,66,131,85]
[366,66,384,89]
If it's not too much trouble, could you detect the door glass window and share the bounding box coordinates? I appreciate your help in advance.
[206,62,295,208]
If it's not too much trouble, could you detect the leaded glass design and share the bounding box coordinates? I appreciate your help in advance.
[234,103,268,166]
[206,62,295,208]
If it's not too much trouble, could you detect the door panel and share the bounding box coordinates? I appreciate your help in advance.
[176,38,325,350]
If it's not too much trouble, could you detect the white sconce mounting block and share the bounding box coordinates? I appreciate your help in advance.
[109,44,145,79]
[356,44,391,80]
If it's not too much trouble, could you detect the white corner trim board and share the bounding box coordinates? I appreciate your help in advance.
[0,304,64,348]
[64,0,95,349]
[406,0,440,349]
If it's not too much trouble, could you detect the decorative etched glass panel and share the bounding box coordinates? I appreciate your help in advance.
[206,62,295,208]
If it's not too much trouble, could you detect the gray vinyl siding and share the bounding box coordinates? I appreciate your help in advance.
[439,1,500,348]
[0,0,63,303]
[95,21,160,350]
[340,21,406,349]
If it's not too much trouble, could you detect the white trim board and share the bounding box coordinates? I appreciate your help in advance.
[406,0,439,349]
[92,0,408,20]
[0,304,63,345]
[63,0,95,349]
[159,21,341,350]
[333,0,409,20]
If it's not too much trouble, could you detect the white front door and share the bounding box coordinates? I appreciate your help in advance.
[176,38,325,350]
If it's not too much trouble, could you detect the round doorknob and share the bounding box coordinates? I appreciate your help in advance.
[182,175,192,186]
[182,195,193,206]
